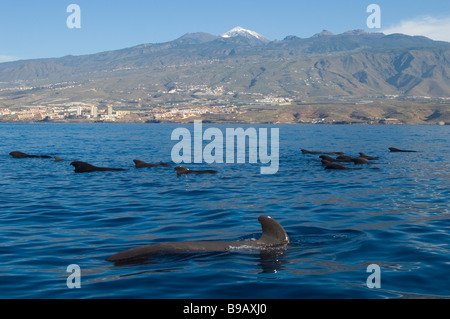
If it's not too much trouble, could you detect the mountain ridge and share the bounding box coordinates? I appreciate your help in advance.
[0,28,449,108]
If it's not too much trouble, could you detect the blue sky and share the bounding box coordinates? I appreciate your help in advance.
[1,0,449,61]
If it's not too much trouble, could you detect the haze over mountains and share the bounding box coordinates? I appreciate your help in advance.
[0,26,449,117]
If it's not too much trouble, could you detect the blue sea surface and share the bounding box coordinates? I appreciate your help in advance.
[0,123,449,299]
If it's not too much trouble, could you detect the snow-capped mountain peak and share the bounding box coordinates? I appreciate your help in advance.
[220,26,269,43]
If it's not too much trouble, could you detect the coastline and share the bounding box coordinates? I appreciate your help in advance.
[2,100,449,125]
[0,120,448,125]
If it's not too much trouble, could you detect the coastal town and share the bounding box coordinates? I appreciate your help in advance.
[0,80,448,125]
[0,103,241,123]
[1,94,448,125]
[0,82,295,123]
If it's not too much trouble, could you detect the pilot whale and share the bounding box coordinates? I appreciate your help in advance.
[351,157,370,165]
[319,155,353,163]
[302,149,345,155]
[9,151,52,159]
[70,161,126,173]
[389,147,417,153]
[358,152,379,160]
[323,162,350,170]
[106,216,289,265]
[175,166,218,175]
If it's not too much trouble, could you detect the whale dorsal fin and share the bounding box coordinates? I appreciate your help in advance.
[257,216,289,246]
[133,159,146,167]
[70,161,97,172]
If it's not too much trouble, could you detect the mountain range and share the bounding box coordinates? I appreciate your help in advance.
[0,26,449,114]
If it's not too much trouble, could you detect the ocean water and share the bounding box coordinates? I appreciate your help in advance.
[0,123,449,299]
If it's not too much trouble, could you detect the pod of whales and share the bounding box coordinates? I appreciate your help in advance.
[106,216,289,265]
[9,151,220,176]
[9,151,52,159]
[70,161,126,173]
[175,166,218,175]
[304,149,383,170]
[133,159,172,168]
[7,143,421,268]
[304,146,419,170]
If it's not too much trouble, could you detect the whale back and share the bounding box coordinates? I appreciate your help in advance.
[257,216,289,246]
[133,159,149,168]
[10,151,51,159]
[389,147,417,153]
[106,216,289,264]
[70,161,125,172]
[70,161,97,172]
[10,151,29,158]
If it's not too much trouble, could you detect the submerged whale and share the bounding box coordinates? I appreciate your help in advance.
[9,151,52,159]
[351,157,371,165]
[133,159,172,168]
[319,155,353,163]
[302,149,345,155]
[106,216,289,265]
[320,154,372,165]
[324,162,350,170]
[175,166,218,175]
[389,147,417,153]
[322,160,367,170]
[358,152,379,160]
[70,161,126,173]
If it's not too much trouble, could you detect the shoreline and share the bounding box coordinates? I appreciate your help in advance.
[0,120,448,125]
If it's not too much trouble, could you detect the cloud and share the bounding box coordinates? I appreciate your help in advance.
[0,55,19,63]
[383,16,450,43]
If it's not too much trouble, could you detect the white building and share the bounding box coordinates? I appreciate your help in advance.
[91,105,98,118]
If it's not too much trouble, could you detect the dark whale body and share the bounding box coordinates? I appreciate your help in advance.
[358,152,379,160]
[389,147,417,153]
[319,155,353,163]
[70,161,126,173]
[133,159,172,168]
[322,160,366,170]
[302,149,344,155]
[319,155,338,162]
[351,157,370,165]
[324,163,349,170]
[106,216,289,265]
[175,166,218,175]
[320,155,371,165]
[9,151,52,159]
